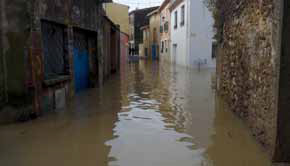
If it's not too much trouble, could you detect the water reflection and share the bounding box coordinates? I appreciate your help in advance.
[0,61,271,166]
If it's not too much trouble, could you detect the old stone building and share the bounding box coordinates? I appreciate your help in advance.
[0,0,121,122]
[216,0,290,162]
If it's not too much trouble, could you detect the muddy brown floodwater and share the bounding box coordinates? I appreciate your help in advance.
[0,61,272,166]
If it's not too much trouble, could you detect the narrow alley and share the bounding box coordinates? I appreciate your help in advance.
[0,62,271,166]
[1,0,290,165]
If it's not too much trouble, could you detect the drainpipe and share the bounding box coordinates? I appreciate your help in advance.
[1,0,8,103]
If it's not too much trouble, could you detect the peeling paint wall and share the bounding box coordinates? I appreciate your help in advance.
[218,0,285,161]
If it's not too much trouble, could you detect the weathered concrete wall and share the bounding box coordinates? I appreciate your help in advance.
[218,0,284,160]
[38,0,99,31]
[2,0,30,100]
[0,0,107,120]
[103,17,112,79]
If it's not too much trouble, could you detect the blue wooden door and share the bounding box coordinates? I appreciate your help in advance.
[152,45,157,60]
[73,48,89,93]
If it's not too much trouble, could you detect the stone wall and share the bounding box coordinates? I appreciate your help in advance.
[218,0,284,160]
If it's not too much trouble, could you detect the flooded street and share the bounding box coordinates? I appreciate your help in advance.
[0,61,271,166]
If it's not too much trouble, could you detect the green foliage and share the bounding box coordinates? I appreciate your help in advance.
[203,0,224,43]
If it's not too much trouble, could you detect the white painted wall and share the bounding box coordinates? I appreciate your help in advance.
[188,0,216,68]
[170,0,216,68]
[170,1,188,66]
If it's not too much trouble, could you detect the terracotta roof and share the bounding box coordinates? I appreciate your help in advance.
[147,8,160,17]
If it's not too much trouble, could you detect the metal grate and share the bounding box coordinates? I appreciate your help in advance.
[41,21,68,80]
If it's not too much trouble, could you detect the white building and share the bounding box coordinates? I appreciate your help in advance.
[170,0,216,68]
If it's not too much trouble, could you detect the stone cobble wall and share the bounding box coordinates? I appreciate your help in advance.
[219,0,282,156]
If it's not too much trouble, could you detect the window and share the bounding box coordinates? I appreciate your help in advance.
[212,42,218,59]
[153,28,157,43]
[174,11,178,29]
[161,41,164,53]
[181,5,185,26]
[160,25,164,33]
[41,21,69,80]
[164,22,169,32]
[165,40,168,53]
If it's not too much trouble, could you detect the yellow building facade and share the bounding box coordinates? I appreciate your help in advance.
[148,9,161,60]
[103,3,130,34]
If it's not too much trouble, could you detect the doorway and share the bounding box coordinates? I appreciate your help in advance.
[173,44,177,64]
[275,0,290,162]
[73,29,90,93]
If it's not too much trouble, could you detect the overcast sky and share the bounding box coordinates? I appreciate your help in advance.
[113,0,163,11]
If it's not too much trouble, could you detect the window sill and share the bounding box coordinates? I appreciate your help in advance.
[44,75,70,87]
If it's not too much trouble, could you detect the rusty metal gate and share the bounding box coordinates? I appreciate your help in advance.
[41,20,69,80]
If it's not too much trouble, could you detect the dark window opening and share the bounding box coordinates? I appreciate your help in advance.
[174,11,178,29]
[181,5,185,26]
[212,42,217,59]
[164,22,169,32]
[41,20,69,81]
